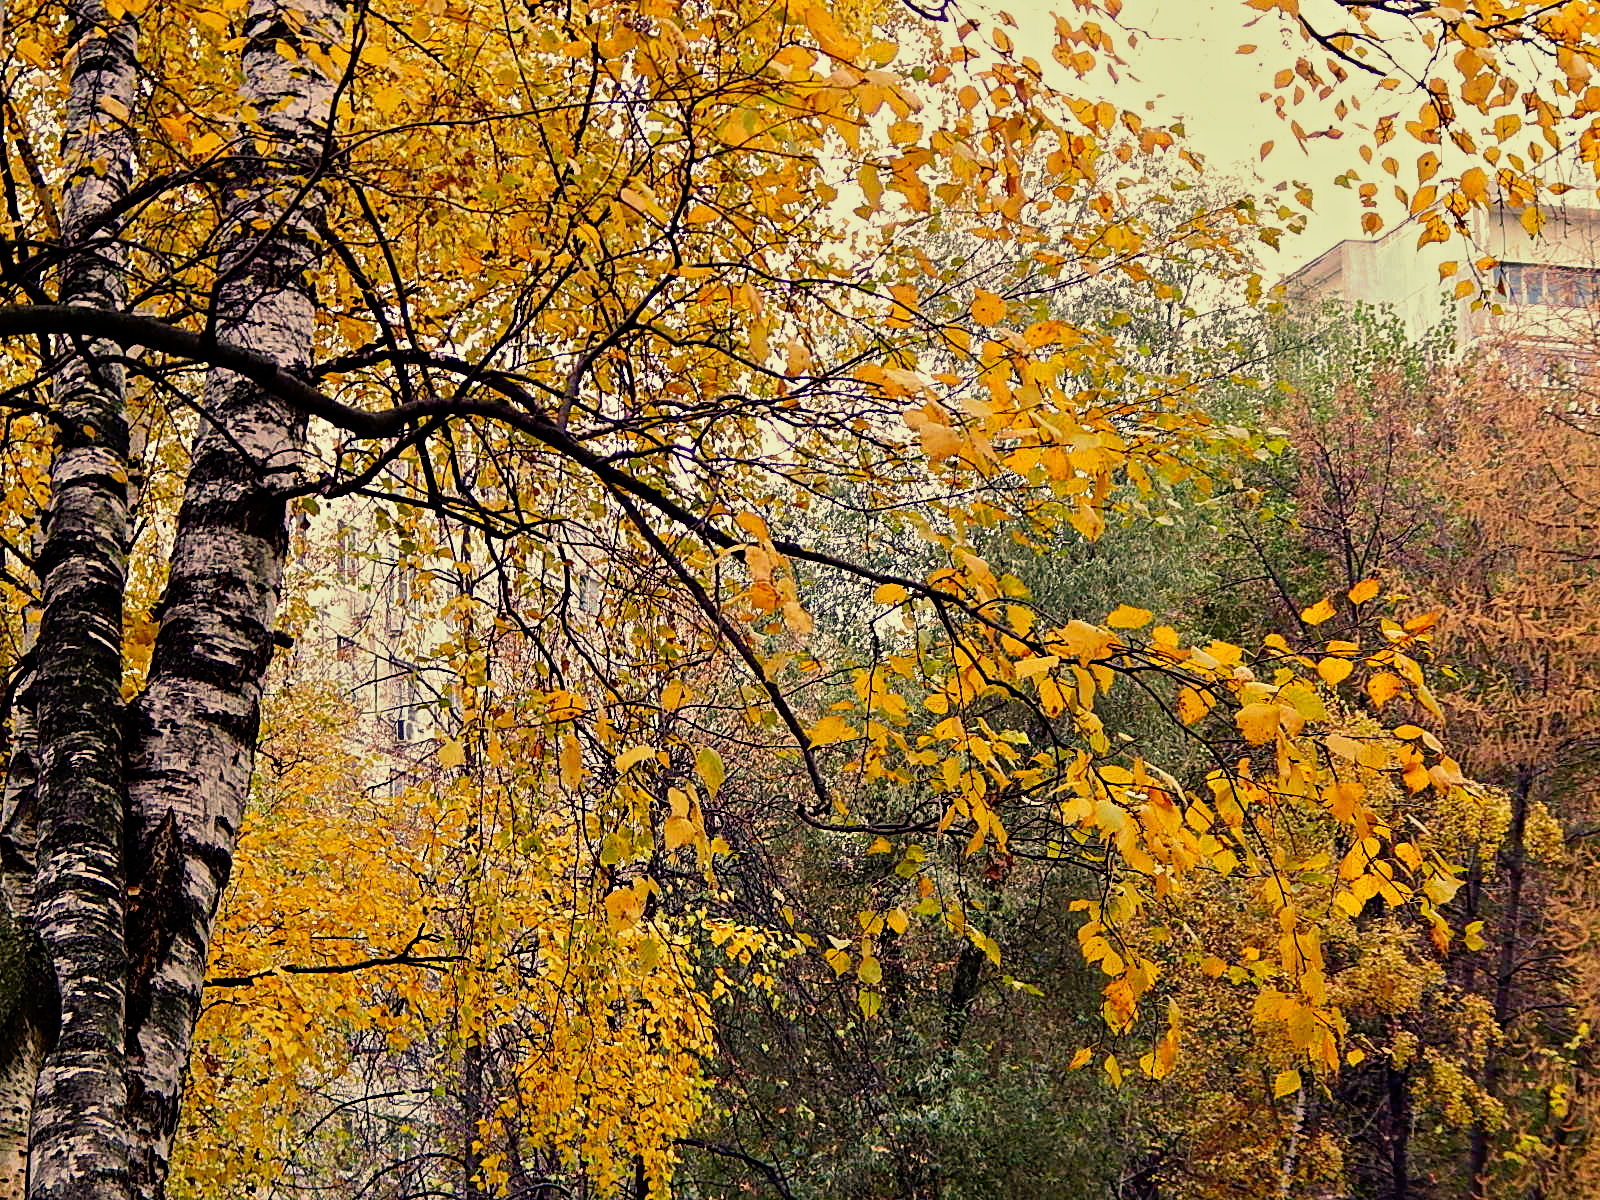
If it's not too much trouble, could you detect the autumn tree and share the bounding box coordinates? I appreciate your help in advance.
[1196,295,1600,1198]
[4,0,1600,1197]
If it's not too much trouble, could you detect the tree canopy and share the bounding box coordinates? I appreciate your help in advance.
[3,0,1600,1196]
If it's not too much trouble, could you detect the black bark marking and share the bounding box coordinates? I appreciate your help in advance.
[125,808,183,1035]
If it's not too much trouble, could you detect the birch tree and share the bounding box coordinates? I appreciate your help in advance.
[0,0,1597,1196]
[3,0,344,1193]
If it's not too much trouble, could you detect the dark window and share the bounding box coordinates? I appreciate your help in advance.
[1498,262,1600,307]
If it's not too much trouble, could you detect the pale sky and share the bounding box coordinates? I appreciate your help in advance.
[1116,0,1367,269]
[1007,0,1381,274]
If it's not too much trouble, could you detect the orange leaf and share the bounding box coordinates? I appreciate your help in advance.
[1366,672,1404,709]
[1300,596,1336,626]
[970,288,1006,325]
[1347,578,1380,605]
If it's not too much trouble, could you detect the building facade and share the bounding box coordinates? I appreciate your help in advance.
[1282,197,1600,368]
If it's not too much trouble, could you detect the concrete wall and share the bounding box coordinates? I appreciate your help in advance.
[1283,195,1600,355]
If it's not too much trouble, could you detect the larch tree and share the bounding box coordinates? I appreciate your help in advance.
[1,0,1599,1197]
[1217,304,1600,1197]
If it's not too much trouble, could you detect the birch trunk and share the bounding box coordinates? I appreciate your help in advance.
[21,0,139,1195]
[122,2,345,1192]
[0,700,42,1200]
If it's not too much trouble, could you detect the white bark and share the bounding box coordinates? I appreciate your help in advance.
[0,573,41,1200]
[23,0,139,1196]
[1,702,37,939]
[1279,1084,1307,1199]
[0,913,49,1200]
[122,2,346,1193]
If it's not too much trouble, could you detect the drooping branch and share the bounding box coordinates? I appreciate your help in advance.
[203,925,461,989]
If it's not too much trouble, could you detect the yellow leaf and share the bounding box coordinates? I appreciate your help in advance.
[858,163,883,208]
[1068,1046,1092,1070]
[868,836,893,854]
[1464,920,1487,951]
[858,990,882,1018]
[661,679,687,711]
[1333,889,1364,916]
[1106,604,1153,629]
[1236,702,1281,745]
[618,185,669,224]
[1424,872,1463,905]
[1273,1068,1302,1098]
[615,744,656,774]
[606,883,646,930]
[1461,166,1488,202]
[1325,780,1363,823]
[696,746,726,796]
[1300,596,1336,625]
[874,583,908,605]
[803,2,862,61]
[1200,955,1227,977]
[858,954,882,985]
[1366,672,1404,709]
[1015,654,1059,680]
[1281,684,1326,723]
[735,511,770,541]
[560,733,583,790]
[1177,686,1214,725]
[807,714,855,746]
[438,738,466,768]
[1317,656,1354,686]
[663,816,697,851]
[917,422,965,463]
[1053,620,1118,664]
[782,599,813,636]
[1347,577,1380,604]
[970,288,1006,325]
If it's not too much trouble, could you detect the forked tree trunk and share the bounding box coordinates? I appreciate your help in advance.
[0,0,345,1195]
[121,0,346,1192]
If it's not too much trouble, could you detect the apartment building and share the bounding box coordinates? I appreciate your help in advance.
[1282,194,1600,373]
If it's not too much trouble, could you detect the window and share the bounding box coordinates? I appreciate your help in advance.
[1498,262,1600,307]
